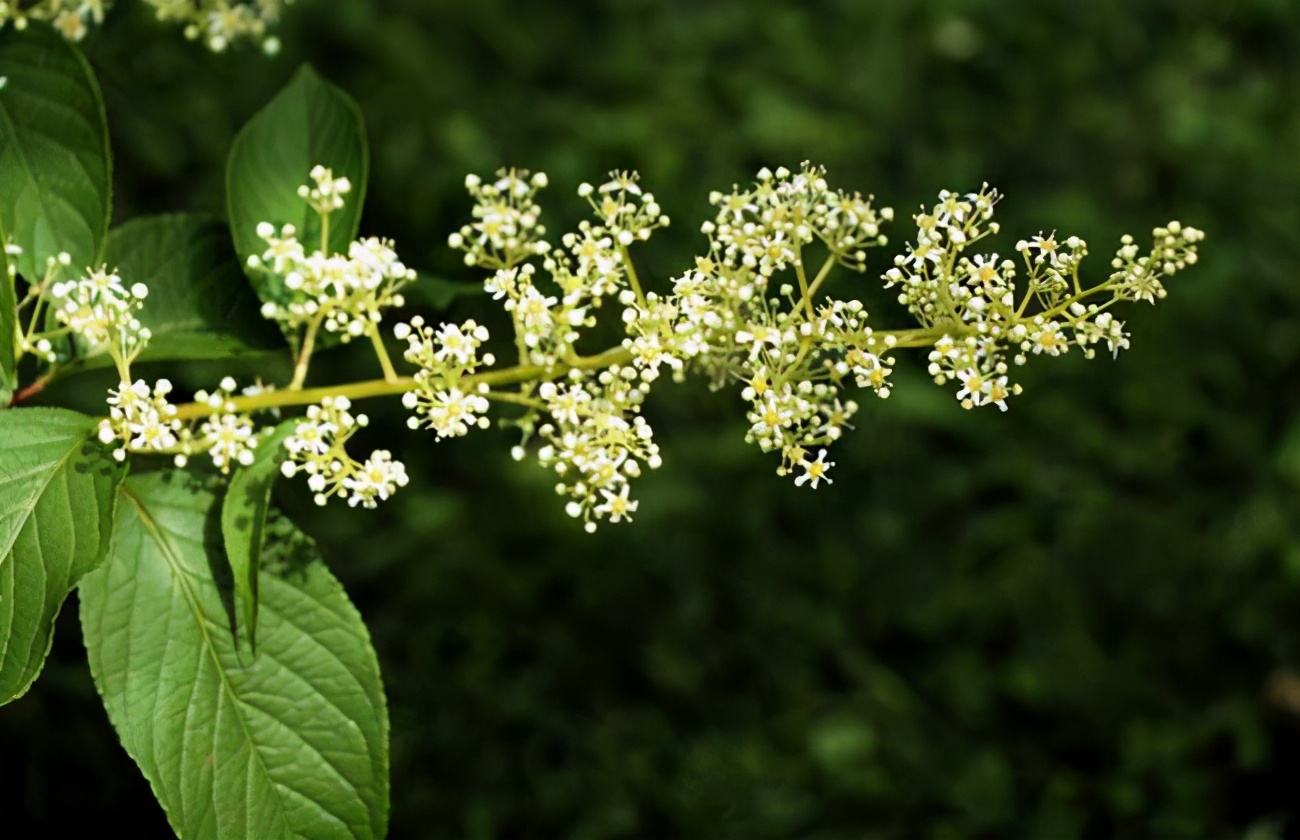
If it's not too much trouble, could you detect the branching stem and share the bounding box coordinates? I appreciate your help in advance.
[370,327,399,383]
[168,329,938,422]
[290,315,324,389]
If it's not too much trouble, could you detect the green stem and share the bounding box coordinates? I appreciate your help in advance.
[21,291,49,358]
[1041,281,1117,321]
[794,246,816,320]
[290,315,324,389]
[171,344,636,421]
[369,326,399,383]
[803,255,837,303]
[622,247,647,307]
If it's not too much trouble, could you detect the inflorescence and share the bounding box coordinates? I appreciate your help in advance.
[1,0,291,52]
[0,0,105,41]
[8,164,1204,530]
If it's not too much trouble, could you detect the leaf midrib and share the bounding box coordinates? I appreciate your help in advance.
[121,484,289,839]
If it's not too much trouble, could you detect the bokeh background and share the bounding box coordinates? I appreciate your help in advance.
[4,0,1300,837]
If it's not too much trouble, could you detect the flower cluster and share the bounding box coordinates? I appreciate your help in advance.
[25,261,280,472]
[96,373,278,472]
[252,227,414,340]
[22,156,1201,531]
[1106,222,1203,305]
[49,265,153,364]
[142,0,292,53]
[97,378,181,462]
[176,378,262,471]
[636,164,896,481]
[0,0,106,42]
[439,169,679,529]
[534,366,661,533]
[10,255,155,368]
[451,170,669,370]
[893,192,1206,412]
[249,169,414,345]
[279,397,409,508]
[1,0,292,50]
[395,316,494,439]
[575,171,670,249]
[449,170,550,268]
[884,185,1002,328]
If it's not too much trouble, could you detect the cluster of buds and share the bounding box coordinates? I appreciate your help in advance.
[279,396,409,509]
[1107,222,1202,304]
[297,164,351,215]
[143,0,291,53]
[0,0,106,42]
[249,168,415,345]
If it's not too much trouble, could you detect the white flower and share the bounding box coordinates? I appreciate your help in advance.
[594,483,638,523]
[286,415,336,457]
[199,412,258,472]
[955,368,987,407]
[100,379,182,461]
[794,450,834,489]
[421,387,490,439]
[342,451,409,508]
[985,376,1011,412]
[433,321,489,366]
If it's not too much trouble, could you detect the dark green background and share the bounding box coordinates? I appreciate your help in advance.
[4,0,1300,837]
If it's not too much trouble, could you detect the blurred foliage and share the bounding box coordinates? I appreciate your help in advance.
[3,0,1300,837]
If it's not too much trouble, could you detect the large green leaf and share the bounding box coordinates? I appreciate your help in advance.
[0,217,16,398]
[0,23,112,281]
[221,420,297,652]
[100,214,285,364]
[227,64,369,348]
[80,473,389,839]
[0,408,121,705]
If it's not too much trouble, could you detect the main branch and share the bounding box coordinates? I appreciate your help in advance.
[169,328,941,421]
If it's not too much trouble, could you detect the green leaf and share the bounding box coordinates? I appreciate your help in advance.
[227,64,369,346]
[221,420,297,652]
[100,214,285,363]
[408,273,486,311]
[80,473,389,839]
[0,23,112,281]
[0,217,16,394]
[0,407,121,705]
